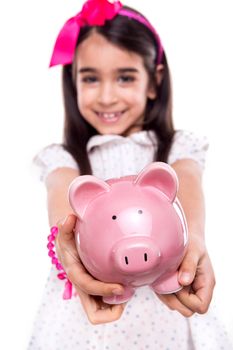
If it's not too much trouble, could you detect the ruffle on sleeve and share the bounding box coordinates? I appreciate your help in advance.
[168,130,209,169]
[32,144,79,183]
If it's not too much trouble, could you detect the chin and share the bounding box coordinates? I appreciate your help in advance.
[95,126,125,136]
[96,124,142,137]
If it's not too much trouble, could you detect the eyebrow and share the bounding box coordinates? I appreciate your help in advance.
[78,67,139,74]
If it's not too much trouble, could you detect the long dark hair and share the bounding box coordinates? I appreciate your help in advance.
[62,6,175,175]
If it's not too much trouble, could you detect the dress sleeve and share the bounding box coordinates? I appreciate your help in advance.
[32,144,79,183]
[168,130,209,169]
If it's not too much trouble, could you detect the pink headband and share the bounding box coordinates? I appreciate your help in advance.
[49,0,163,67]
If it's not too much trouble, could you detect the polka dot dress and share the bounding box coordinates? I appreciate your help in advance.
[29,130,233,350]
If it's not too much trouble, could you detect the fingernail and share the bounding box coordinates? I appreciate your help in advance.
[180,272,191,283]
[112,288,123,295]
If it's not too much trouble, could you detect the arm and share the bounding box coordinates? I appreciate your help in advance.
[45,167,79,226]
[46,167,125,324]
[157,159,215,316]
[172,159,205,240]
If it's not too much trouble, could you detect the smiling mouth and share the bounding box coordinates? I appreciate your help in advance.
[95,111,126,122]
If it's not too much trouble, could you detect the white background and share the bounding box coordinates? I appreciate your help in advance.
[0,0,233,349]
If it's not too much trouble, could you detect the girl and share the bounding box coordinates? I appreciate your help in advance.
[29,0,232,349]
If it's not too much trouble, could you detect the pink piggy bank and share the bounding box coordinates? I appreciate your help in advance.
[69,162,188,304]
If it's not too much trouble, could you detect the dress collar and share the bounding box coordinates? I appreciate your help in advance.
[86,130,157,152]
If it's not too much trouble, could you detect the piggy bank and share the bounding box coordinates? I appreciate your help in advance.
[69,162,188,304]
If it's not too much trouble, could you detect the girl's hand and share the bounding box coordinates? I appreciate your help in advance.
[156,235,216,317]
[56,214,126,325]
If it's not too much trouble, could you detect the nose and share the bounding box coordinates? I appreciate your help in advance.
[97,81,118,106]
[112,237,161,274]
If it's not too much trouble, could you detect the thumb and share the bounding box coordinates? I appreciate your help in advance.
[178,250,199,286]
[57,214,77,241]
[56,214,79,266]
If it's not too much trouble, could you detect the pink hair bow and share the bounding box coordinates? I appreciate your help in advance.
[49,0,122,67]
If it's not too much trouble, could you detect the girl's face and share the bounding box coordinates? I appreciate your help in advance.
[75,32,156,136]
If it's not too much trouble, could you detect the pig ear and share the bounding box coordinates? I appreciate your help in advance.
[68,175,110,220]
[134,162,178,202]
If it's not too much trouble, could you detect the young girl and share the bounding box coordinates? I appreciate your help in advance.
[29,0,232,349]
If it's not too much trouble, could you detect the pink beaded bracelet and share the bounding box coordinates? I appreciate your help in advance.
[47,226,73,299]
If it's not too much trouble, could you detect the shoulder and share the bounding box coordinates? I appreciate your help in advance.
[168,130,209,169]
[32,143,79,182]
[172,130,208,148]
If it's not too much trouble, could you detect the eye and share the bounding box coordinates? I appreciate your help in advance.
[112,215,117,220]
[82,76,98,83]
[138,210,143,214]
[118,75,135,83]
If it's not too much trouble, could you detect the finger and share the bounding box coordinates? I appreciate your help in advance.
[176,260,215,313]
[57,213,77,242]
[156,292,194,317]
[56,214,79,264]
[67,263,125,297]
[178,249,199,286]
[176,285,212,314]
[77,288,126,324]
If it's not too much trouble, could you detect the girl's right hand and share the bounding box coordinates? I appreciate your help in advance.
[56,214,126,325]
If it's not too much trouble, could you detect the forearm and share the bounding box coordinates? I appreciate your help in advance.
[171,159,205,240]
[45,167,80,226]
[159,160,215,316]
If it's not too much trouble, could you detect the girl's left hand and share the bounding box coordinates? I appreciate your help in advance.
[156,235,216,317]
[56,214,126,324]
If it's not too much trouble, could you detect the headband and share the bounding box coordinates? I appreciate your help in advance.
[49,0,163,67]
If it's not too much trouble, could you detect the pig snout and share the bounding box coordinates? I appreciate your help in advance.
[112,237,161,274]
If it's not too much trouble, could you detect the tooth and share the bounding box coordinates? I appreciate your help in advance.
[103,113,114,119]
[104,113,114,118]
[98,112,122,119]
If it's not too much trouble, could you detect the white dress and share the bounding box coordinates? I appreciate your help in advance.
[29,130,232,350]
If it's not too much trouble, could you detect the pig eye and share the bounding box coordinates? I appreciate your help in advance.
[112,215,117,220]
[138,210,143,214]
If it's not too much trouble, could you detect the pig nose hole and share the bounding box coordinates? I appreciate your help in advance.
[124,254,148,265]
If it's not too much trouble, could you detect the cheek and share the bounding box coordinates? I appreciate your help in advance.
[77,86,95,111]
[132,80,149,97]
[123,85,148,107]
